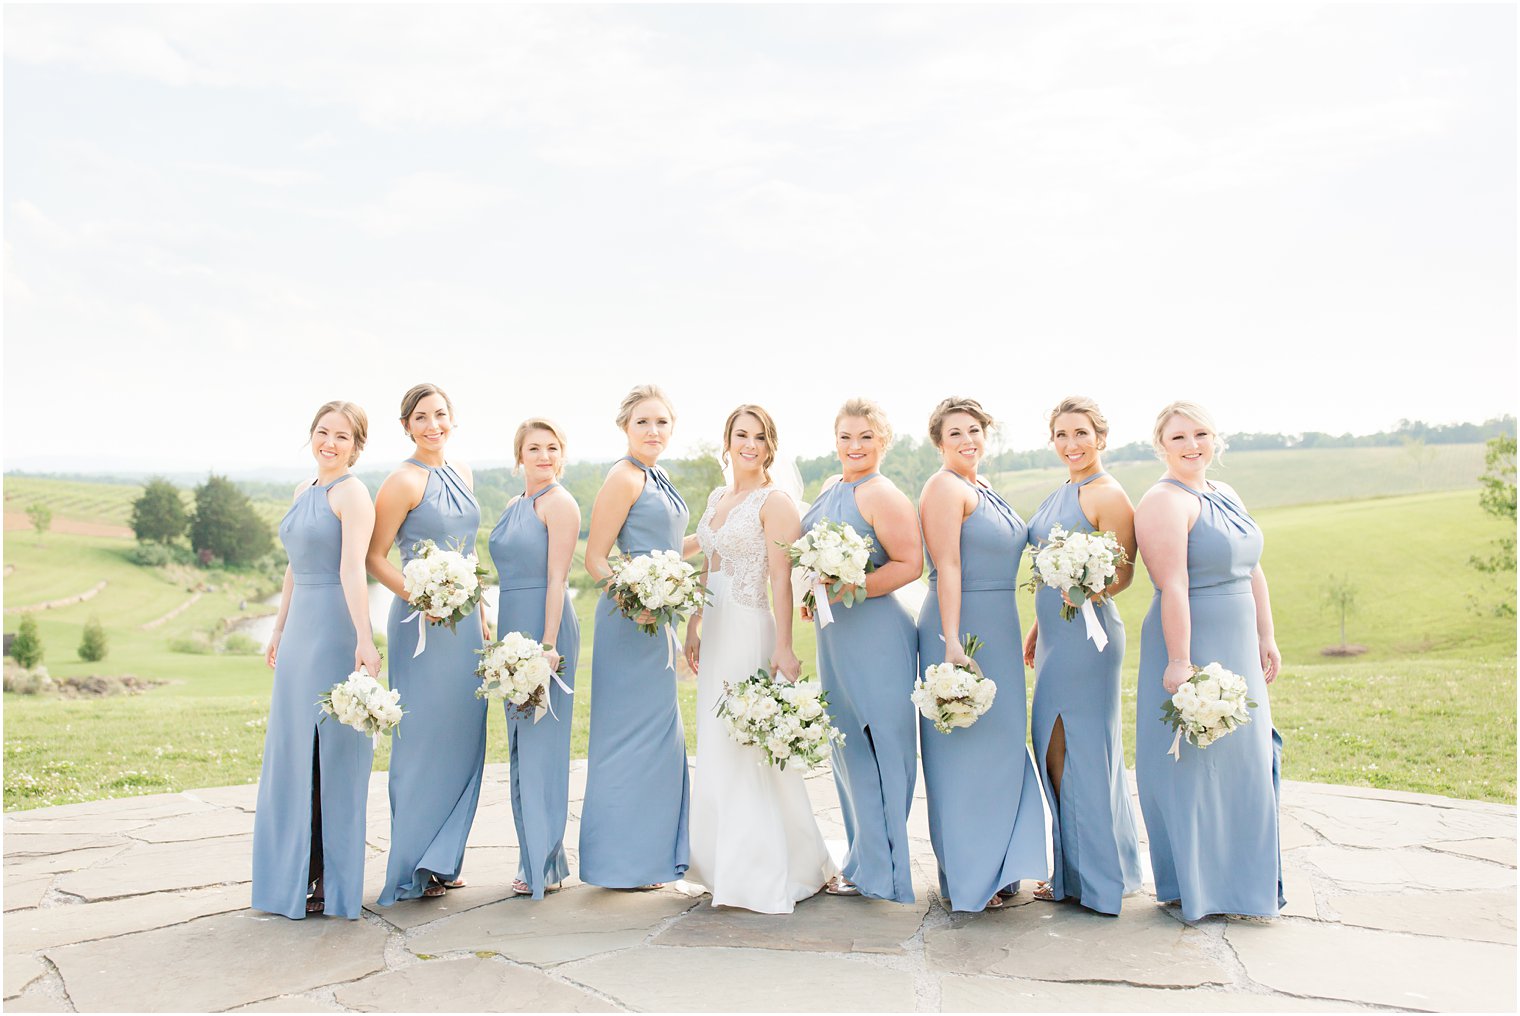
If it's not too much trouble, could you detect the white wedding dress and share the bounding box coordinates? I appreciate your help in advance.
[684,486,837,913]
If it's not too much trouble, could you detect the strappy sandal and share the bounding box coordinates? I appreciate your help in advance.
[442,878,466,889]
[824,876,861,897]
[513,879,564,896]
[634,883,665,891]
[423,877,447,898]
[1032,881,1057,902]
[984,894,1005,910]
[306,878,325,913]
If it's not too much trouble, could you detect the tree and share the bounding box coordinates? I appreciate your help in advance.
[78,617,108,663]
[1324,574,1357,649]
[130,477,189,545]
[1471,434,1517,579]
[25,503,52,546]
[190,475,272,567]
[10,614,43,668]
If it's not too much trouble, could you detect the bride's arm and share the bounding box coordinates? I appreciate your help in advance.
[762,491,804,681]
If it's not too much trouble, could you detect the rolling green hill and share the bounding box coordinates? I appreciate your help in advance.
[3,476,289,530]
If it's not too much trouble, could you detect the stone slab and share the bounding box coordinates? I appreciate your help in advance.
[566,945,914,1011]
[939,974,1369,1011]
[1279,862,1317,920]
[1282,779,1518,814]
[46,909,388,1012]
[1301,845,1517,892]
[4,884,251,953]
[4,832,128,857]
[460,803,520,848]
[655,889,926,954]
[1277,811,1318,851]
[1292,794,1516,849]
[4,953,45,999]
[1,992,71,1012]
[334,956,616,1011]
[1429,837,1516,867]
[127,807,255,843]
[1227,918,1518,1011]
[364,846,521,929]
[409,885,696,966]
[925,901,1229,987]
[229,995,345,1012]
[185,783,261,810]
[54,835,251,901]
[4,875,53,912]
[1329,889,1516,944]
[5,844,132,878]
[4,793,214,824]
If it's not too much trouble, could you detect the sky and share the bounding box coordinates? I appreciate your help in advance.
[4,4,1515,475]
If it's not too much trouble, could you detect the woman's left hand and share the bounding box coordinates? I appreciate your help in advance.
[1260,638,1282,684]
[770,649,802,683]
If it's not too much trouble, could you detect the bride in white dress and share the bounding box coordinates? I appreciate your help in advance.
[682,404,837,913]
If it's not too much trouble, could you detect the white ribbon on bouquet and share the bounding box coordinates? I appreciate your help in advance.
[403,609,428,657]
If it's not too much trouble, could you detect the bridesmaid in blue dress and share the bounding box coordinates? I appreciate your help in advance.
[1134,401,1284,921]
[1023,396,1142,915]
[916,397,1047,912]
[803,398,922,903]
[254,402,381,919]
[488,418,582,899]
[580,384,699,889]
[367,383,490,905]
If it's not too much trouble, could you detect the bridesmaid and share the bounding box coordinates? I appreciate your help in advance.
[917,397,1047,912]
[1023,396,1142,915]
[368,383,490,904]
[803,397,922,902]
[580,384,697,889]
[1134,400,1284,921]
[253,401,380,919]
[488,418,581,899]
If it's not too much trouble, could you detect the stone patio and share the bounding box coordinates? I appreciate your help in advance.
[4,763,1515,1012]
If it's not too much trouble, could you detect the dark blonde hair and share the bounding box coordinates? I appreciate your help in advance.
[615,384,675,429]
[928,396,995,447]
[514,418,568,477]
[835,397,894,450]
[398,383,455,440]
[1049,395,1110,448]
[308,401,369,467]
[721,404,779,482]
[1152,400,1226,461]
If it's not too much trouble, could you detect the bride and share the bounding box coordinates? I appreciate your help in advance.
[682,404,838,913]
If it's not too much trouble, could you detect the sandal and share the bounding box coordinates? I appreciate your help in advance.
[635,883,665,891]
[985,894,1005,910]
[423,877,447,898]
[305,896,325,914]
[513,879,563,896]
[442,878,466,889]
[1032,881,1056,902]
[824,876,861,897]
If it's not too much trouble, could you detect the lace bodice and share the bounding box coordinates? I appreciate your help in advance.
[697,486,779,610]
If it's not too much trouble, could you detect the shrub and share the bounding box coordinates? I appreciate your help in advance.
[130,541,195,567]
[3,661,54,695]
[78,617,109,663]
[9,615,43,669]
[168,633,216,655]
[130,477,189,544]
[222,632,262,655]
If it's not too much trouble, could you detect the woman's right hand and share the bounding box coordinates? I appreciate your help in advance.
[1022,622,1038,668]
[264,631,281,670]
[1162,659,1194,695]
[684,632,701,674]
[355,642,382,678]
[799,603,814,623]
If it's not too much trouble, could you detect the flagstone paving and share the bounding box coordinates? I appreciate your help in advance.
[3,763,1514,1012]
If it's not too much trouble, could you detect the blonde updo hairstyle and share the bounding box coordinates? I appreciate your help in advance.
[614,384,676,430]
[513,417,569,477]
[398,383,455,441]
[1152,400,1226,461]
[835,397,894,451]
[928,396,995,448]
[1048,395,1110,449]
[721,404,780,483]
[308,400,369,467]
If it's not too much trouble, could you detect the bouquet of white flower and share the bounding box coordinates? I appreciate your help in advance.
[598,549,708,671]
[782,518,875,628]
[717,668,844,771]
[1025,524,1128,652]
[912,634,997,734]
[317,668,403,746]
[400,537,489,658]
[475,631,570,723]
[1159,661,1256,761]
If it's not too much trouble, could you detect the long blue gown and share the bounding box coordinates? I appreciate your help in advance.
[378,459,488,906]
[1136,478,1284,921]
[1027,473,1142,915]
[917,472,1047,912]
[803,473,918,903]
[488,482,580,899]
[252,475,374,920]
[579,457,691,887]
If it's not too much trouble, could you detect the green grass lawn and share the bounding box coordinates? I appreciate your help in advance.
[5,487,1514,809]
[4,475,288,529]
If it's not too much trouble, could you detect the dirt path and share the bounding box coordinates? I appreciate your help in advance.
[3,514,133,539]
[140,592,203,630]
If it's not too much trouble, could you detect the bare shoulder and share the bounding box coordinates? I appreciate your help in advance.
[539,485,581,524]
[817,473,844,495]
[290,480,310,503]
[377,464,428,509]
[331,476,374,509]
[760,486,800,522]
[603,458,646,493]
[1086,477,1135,513]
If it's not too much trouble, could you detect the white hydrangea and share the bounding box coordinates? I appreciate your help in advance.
[717,669,844,771]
